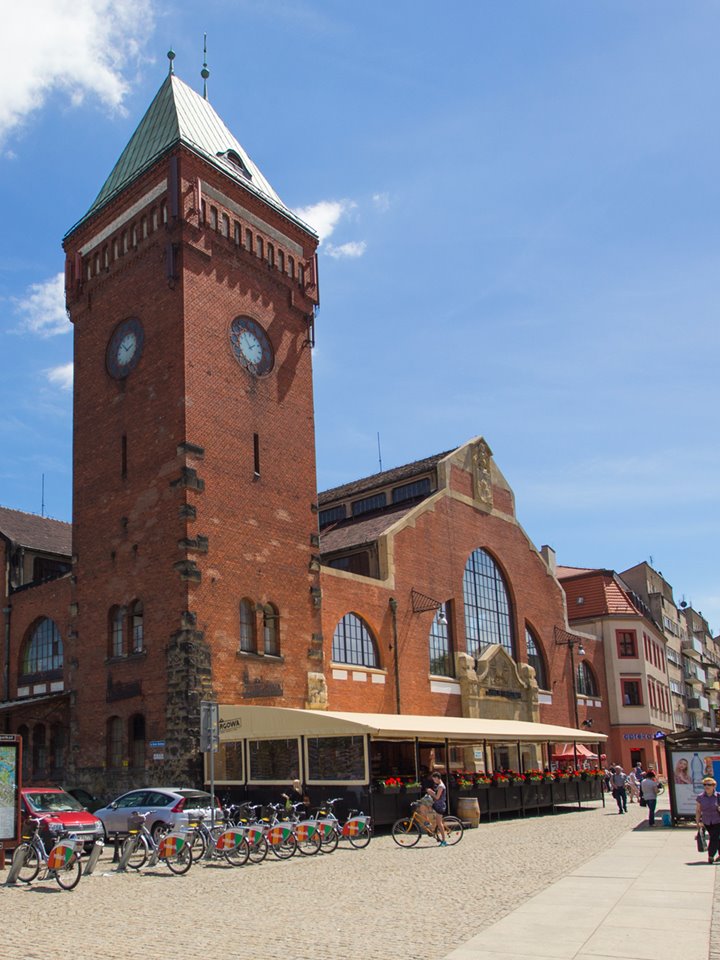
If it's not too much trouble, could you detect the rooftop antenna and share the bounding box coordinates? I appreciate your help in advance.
[167,47,175,75]
[41,473,45,518]
[377,432,383,472]
[201,34,210,100]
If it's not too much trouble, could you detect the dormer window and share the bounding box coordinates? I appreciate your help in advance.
[218,149,252,180]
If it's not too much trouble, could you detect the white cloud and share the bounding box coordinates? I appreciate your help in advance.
[293,199,356,243]
[326,241,367,260]
[46,362,74,391]
[372,192,390,212]
[0,1,154,143]
[15,273,70,337]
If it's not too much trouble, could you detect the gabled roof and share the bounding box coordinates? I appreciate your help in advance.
[0,506,72,556]
[70,74,313,235]
[557,566,642,619]
[318,450,452,506]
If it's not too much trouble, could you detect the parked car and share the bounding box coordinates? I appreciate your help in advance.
[20,787,105,851]
[94,787,219,842]
[63,787,107,813]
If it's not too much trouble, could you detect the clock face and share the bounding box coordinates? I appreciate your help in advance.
[229,316,274,376]
[106,318,144,379]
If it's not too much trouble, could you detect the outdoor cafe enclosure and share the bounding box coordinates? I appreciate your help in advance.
[210,706,606,823]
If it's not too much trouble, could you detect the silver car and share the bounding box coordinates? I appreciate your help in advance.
[94,787,218,843]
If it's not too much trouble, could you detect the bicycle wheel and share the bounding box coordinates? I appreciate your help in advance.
[224,837,250,867]
[319,826,339,853]
[247,834,268,863]
[122,833,149,870]
[348,822,372,849]
[15,843,40,883]
[164,842,193,875]
[391,818,421,847]
[54,855,82,891]
[269,832,297,859]
[442,817,464,845]
[295,828,321,856]
[188,829,208,860]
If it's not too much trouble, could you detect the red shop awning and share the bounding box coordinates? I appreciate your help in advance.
[552,742,598,761]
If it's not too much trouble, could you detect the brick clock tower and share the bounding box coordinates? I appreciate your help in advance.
[63,65,322,788]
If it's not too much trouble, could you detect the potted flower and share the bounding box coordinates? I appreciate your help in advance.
[476,773,492,788]
[405,780,421,795]
[525,769,544,783]
[492,772,509,787]
[508,771,526,784]
[456,777,475,794]
[380,777,403,793]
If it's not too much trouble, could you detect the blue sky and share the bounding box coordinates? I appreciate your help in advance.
[0,1,717,631]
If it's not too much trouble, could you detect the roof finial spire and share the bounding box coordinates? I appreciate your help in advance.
[167,47,175,76]
[201,33,210,100]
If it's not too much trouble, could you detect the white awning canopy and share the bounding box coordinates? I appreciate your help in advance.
[218,705,606,745]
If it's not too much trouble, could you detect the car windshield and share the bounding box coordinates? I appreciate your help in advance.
[176,790,212,803]
[25,791,84,814]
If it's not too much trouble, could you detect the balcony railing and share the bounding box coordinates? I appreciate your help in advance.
[687,696,710,713]
[683,637,704,659]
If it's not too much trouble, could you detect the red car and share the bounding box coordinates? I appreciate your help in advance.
[20,787,104,851]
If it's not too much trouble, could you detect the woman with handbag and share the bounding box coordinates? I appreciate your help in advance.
[695,776,720,863]
[640,770,658,826]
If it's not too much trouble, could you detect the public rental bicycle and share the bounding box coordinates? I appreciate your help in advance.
[120,811,193,874]
[391,800,464,847]
[12,815,83,890]
[314,797,373,851]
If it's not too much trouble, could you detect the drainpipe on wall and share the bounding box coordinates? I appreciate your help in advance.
[2,603,10,731]
[389,597,400,714]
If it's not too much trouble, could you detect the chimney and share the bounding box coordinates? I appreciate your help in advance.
[540,545,556,574]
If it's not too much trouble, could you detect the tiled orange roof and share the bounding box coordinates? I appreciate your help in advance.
[558,567,640,620]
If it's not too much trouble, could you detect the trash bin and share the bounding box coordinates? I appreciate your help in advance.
[662,812,672,827]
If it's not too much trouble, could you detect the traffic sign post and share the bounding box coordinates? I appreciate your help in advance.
[200,702,219,826]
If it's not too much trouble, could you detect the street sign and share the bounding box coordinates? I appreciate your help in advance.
[200,701,219,753]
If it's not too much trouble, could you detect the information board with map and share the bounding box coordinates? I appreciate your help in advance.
[0,735,20,842]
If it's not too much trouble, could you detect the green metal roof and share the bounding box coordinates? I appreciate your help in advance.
[69,74,311,236]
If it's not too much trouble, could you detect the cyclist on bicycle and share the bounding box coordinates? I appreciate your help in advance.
[426,772,448,846]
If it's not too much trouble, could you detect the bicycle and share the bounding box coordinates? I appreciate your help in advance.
[13,816,83,890]
[282,802,322,856]
[391,800,464,847]
[231,802,298,861]
[185,812,250,867]
[120,811,193,874]
[314,797,373,851]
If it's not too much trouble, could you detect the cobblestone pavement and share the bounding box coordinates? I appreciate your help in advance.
[1,800,648,960]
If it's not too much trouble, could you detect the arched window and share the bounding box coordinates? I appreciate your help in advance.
[129,714,145,768]
[429,603,453,677]
[109,606,125,658]
[50,722,66,776]
[131,600,144,653]
[525,626,548,690]
[239,599,256,653]
[267,243,275,267]
[107,716,123,768]
[332,613,378,668]
[256,236,264,259]
[263,604,280,656]
[21,618,63,677]
[463,548,515,658]
[576,660,599,698]
[33,724,47,778]
[278,250,285,273]
[288,255,295,278]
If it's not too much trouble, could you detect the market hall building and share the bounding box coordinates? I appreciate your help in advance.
[0,64,605,800]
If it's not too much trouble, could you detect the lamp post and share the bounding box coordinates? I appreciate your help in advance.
[554,627,586,730]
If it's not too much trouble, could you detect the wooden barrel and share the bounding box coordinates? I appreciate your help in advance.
[456,796,480,828]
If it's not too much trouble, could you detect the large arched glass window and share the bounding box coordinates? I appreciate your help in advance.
[525,626,548,690]
[263,604,280,656]
[239,599,256,653]
[22,618,63,676]
[332,613,378,668]
[576,660,599,697]
[429,603,453,677]
[463,548,515,658]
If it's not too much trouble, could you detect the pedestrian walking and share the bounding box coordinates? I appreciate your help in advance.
[627,769,640,804]
[696,777,720,864]
[611,765,628,814]
[640,770,659,827]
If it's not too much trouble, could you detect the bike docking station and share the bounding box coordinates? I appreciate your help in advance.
[5,844,28,885]
[83,839,105,876]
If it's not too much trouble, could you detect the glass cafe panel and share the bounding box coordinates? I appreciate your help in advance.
[306,736,367,783]
[248,738,300,783]
[213,741,244,784]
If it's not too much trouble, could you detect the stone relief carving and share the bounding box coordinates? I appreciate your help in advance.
[471,440,493,507]
[306,671,328,710]
[457,644,539,723]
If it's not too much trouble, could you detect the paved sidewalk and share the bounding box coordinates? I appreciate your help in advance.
[444,811,714,960]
